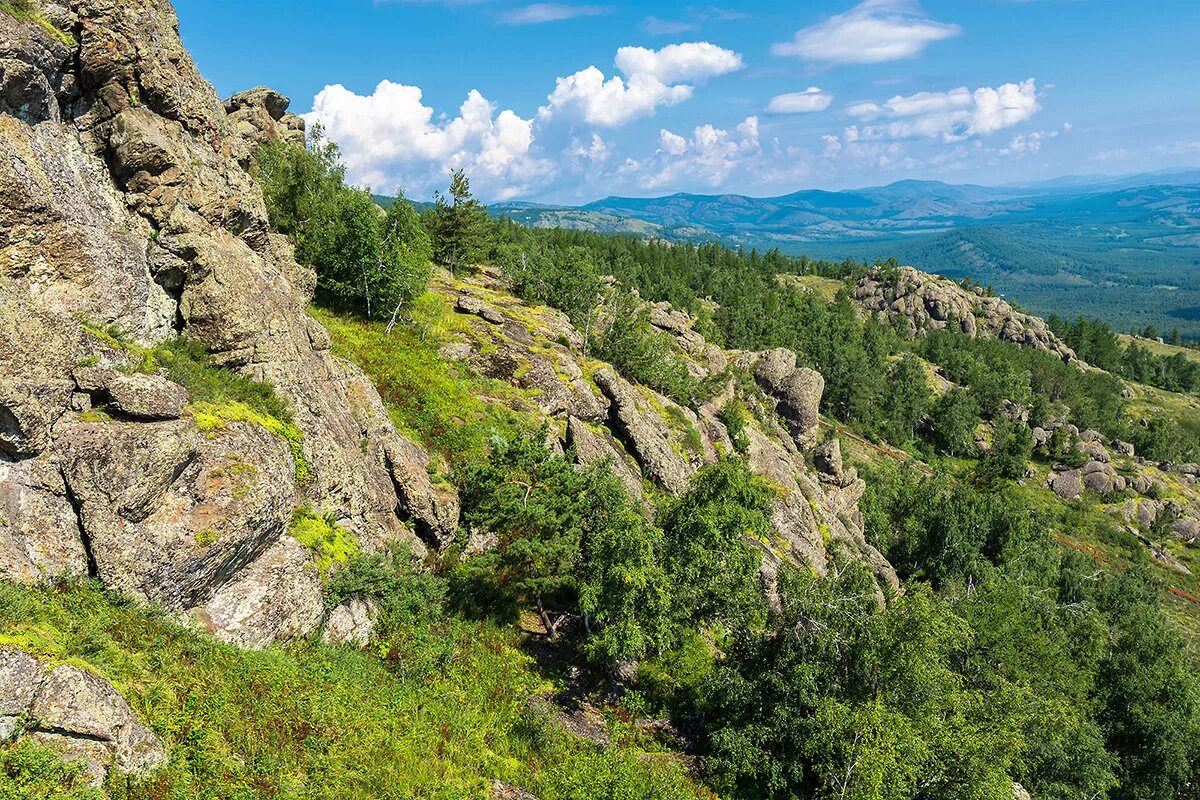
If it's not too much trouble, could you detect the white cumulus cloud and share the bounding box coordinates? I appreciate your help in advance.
[773,0,961,64]
[634,116,763,190]
[543,41,743,128]
[845,78,1041,142]
[767,87,834,114]
[303,81,552,201]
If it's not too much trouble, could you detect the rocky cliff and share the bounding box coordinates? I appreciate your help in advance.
[0,1,449,649]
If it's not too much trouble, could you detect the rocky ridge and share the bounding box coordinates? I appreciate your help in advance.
[854,266,1078,362]
[429,269,898,591]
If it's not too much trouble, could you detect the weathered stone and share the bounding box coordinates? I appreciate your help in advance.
[384,436,459,547]
[106,373,189,419]
[0,456,88,583]
[58,419,296,610]
[1050,470,1084,500]
[753,349,824,450]
[196,536,324,649]
[1,648,166,786]
[813,438,843,476]
[593,368,694,495]
[566,416,644,501]
[322,596,379,648]
[456,295,506,325]
[854,267,1078,362]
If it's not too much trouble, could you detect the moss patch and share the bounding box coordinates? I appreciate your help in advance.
[289,507,359,577]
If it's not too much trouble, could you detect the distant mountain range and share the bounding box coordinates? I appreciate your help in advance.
[482,170,1200,338]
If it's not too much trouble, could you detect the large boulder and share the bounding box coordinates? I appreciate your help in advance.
[194,535,324,649]
[753,349,824,450]
[0,648,166,786]
[57,418,297,610]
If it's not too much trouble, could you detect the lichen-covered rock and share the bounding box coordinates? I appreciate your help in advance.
[813,438,843,477]
[57,418,297,610]
[0,648,166,786]
[195,535,324,649]
[592,368,694,495]
[565,416,644,501]
[0,0,441,647]
[1050,470,1084,500]
[72,368,189,420]
[322,596,379,648]
[854,267,1077,362]
[384,436,459,547]
[0,456,88,582]
[752,348,824,450]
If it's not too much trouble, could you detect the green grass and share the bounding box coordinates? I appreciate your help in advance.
[0,581,710,800]
[312,296,536,471]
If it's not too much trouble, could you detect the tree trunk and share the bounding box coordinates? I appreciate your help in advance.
[536,594,558,642]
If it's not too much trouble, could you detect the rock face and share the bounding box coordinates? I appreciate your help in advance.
[854,267,1078,362]
[0,0,453,646]
[0,648,166,785]
[752,348,824,450]
[322,596,379,648]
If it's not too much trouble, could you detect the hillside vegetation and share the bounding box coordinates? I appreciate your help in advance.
[4,14,1200,796]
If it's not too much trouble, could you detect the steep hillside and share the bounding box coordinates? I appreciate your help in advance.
[5,2,1200,798]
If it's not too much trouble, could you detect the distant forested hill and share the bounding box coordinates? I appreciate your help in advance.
[452,172,1200,338]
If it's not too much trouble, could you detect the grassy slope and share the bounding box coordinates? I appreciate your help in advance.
[1117,333,1200,363]
[0,581,709,800]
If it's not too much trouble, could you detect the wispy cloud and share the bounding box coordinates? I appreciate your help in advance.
[642,6,748,36]
[839,78,1042,143]
[500,3,609,25]
[767,87,834,114]
[773,0,961,64]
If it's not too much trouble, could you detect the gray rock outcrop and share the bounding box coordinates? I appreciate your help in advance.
[752,349,824,450]
[0,647,166,785]
[0,1,460,646]
[854,266,1077,362]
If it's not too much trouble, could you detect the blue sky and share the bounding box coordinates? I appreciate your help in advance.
[175,0,1200,204]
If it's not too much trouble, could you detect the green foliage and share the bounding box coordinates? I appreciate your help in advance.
[458,430,672,660]
[880,354,932,444]
[977,420,1035,483]
[659,459,770,631]
[141,336,293,423]
[1055,314,1200,395]
[0,0,75,45]
[0,581,708,799]
[423,169,491,273]
[289,507,359,576]
[255,128,431,319]
[494,225,604,323]
[0,738,104,800]
[718,399,750,455]
[593,289,701,405]
[192,400,312,484]
[928,387,980,457]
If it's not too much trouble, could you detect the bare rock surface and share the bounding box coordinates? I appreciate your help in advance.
[323,596,379,648]
[855,266,1077,362]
